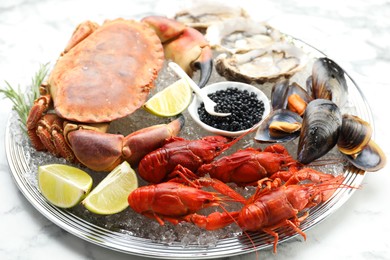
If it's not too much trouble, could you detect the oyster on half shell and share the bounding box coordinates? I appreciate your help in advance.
[174,1,249,31]
[206,17,308,83]
[205,17,283,54]
[215,42,308,83]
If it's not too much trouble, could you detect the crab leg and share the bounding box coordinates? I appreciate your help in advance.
[65,116,185,172]
[26,94,52,151]
[142,16,213,88]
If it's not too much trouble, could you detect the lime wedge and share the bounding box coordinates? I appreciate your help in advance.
[143,78,192,117]
[38,164,93,208]
[82,161,138,215]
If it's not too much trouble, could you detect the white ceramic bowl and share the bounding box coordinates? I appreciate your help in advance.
[187,81,271,137]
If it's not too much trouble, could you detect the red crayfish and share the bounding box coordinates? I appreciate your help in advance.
[129,165,350,253]
[198,144,299,186]
[138,131,299,186]
[137,135,244,183]
[128,165,246,230]
[187,167,348,252]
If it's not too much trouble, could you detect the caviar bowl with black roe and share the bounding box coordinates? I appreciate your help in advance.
[188,81,271,137]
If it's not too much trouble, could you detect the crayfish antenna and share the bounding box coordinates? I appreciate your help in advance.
[218,204,260,260]
[221,124,259,153]
[304,157,347,167]
[309,174,359,203]
[196,177,247,204]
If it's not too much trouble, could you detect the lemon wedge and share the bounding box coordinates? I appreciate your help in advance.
[38,164,93,208]
[143,78,192,117]
[82,161,138,215]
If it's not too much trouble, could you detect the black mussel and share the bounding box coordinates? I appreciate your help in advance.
[337,114,386,171]
[297,99,342,164]
[286,82,313,116]
[311,57,348,108]
[255,109,302,143]
[306,75,313,97]
[337,114,372,155]
[345,139,386,172]
[271,79,290,110]
[271,80,312,115]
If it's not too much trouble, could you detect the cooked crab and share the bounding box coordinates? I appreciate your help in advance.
[26,16,212,172]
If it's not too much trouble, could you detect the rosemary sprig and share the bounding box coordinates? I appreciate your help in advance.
[0,63,50,133]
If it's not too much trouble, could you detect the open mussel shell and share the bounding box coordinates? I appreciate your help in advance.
[271,79,289,110]
[345,139,386,172]
[306,75,313,97]
[310,57,348,108]
[297,99,342,164]
[286,82,313,116]
[337,114,372,155]
[271,80,313,115]
[255,109,302,143]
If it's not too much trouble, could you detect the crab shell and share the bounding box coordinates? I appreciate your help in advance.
[48,18,164,123]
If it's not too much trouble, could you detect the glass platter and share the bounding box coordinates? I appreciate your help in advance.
[5,35,372,259]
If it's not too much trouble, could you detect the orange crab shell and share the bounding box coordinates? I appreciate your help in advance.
[48,18,165,123]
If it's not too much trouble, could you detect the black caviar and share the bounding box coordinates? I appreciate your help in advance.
[198,87,265,132]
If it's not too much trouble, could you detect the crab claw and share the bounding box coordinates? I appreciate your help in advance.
[65,116,185,172]
[142,16,213,88]
[62,20,99,54]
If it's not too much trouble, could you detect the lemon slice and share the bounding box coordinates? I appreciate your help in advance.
[82,161,138,215]
[38,164,93,208]
[144,78,192,117]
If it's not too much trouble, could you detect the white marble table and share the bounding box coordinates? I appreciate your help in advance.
[1,0,389,259]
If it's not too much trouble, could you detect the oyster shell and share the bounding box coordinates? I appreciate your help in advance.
[215,42,308,83]
[205,17,282,54]
[174,1,249,30]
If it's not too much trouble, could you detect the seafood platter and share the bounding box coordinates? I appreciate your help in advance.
[3,4,386,260]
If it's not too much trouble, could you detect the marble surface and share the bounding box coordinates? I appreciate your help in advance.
[1,0,389,259]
